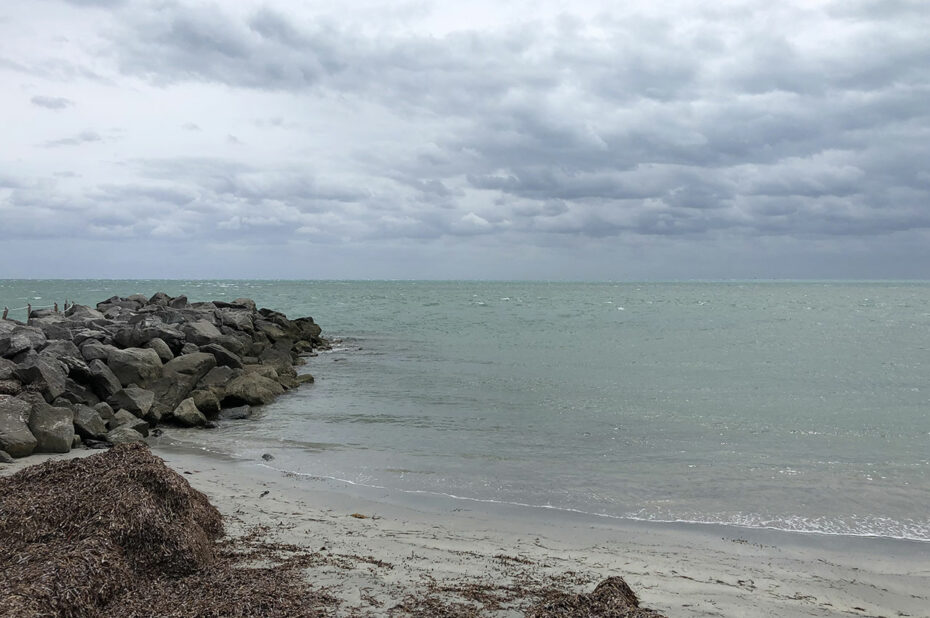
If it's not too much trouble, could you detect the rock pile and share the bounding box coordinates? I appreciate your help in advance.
[0,293,328,460]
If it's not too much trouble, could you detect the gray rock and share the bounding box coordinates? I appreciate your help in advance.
[168,295,189,309]
[0,449,13,463]
[148,292,171,306]
[28,402,73,453]
[170,398,207,427]
[106,425,145,444]
[14,355,68,402]
[190,389,220,417]
[58,355,93,383]
[65,304,105,321]
[107,386,155,418]
[182,319,223,346]
[0,326,47,358]
[243,364,279,381]
[107,347,163,387]
[80,340,118,361]
[41,339,82,360]
[144,337,174,362]
[218,308,254,333]
[0,357,16,380]
[219,405,251,420]
[254,320,287,342]
[0,397,37,457]
[148,352,216,420]
[214,334,248,357]
[0,377,22,396]
[110,409,149,436]
[73,329,110,347]
[88,359,123,399]
[223,373,285,406]
[72,404,107,440]
[233,298,257,312]
[200,343,243,369]
[94,401,116,421]
[180,342,199,355]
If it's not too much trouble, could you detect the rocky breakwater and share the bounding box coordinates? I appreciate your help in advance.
[0,293,328,462]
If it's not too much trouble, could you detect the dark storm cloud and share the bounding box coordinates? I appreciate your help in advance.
[30,95,74,109]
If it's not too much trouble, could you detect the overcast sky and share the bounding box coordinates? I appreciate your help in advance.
[1,0,928,279]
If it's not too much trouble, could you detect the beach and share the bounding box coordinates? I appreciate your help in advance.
[5,446,927,617]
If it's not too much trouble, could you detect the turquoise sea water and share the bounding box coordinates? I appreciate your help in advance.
[2,280,929,541]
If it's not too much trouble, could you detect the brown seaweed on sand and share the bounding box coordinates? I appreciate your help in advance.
[0,444,334,617]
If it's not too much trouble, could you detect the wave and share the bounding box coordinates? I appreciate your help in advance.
[259,465,930,544]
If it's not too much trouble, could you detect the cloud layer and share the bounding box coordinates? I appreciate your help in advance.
[1,0,928,278]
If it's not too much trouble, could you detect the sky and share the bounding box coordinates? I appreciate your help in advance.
[0,0,928,280]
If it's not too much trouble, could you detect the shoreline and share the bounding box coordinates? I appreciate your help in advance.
[5,445,928,616]
[153,428,930,550]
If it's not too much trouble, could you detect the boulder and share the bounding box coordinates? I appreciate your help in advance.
[200,343,243,369]
[148,352,216,420]
[170,398,207,427]
[72,404,108,440]
[40,340,81,360]
[110,410,149,436]
[0,326,47,359]
[296,373,315,385]
[60,379,99,405]
[243,364,279,381]
[94,401,116,422]
[233,297,257,312]
[144,337,174,362]
[58,355,93,383]
[0,397,37,457]
[65,304,105,321]
[148,292,171,306]
[168,295,189,309]
[213,334,248,357]
[80,341,118,362]
[293,316,323,340]
[107,387,155,418]
[180,342,199,355]
[254,320,287,342]
[222,373,285,407]
[27,403,73,453]
[190,389,220,418]
[0,379,22,396]
[87,359,123,400]
[73,329,110,347]
[14,355,67,402]
[107,347,163,387]
[0,358,16,380]
[0,449,13,463]
[218,308,254,333]
[181,320,223,346]
[105,425,145,444]
[219,405,251,420]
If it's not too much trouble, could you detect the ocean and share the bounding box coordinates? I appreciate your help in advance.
[2,280,929,542]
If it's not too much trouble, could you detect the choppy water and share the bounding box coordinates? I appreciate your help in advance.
[3,280,929,541]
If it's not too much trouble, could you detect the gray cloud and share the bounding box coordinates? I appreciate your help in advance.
[43,130,103,147]
[30,95,74,109]
[0,0,928,278]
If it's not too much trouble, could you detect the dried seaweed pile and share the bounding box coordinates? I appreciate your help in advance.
[0,444,334,617]
[527,577,667,617]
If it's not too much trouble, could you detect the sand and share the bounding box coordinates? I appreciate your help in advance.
[4,447,929,617]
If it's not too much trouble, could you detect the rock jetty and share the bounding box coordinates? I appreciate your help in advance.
[0,293,328,461]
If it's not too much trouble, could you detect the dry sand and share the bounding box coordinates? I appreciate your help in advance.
[4,447,929,617]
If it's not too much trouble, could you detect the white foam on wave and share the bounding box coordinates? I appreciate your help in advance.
[258,465,930,544]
